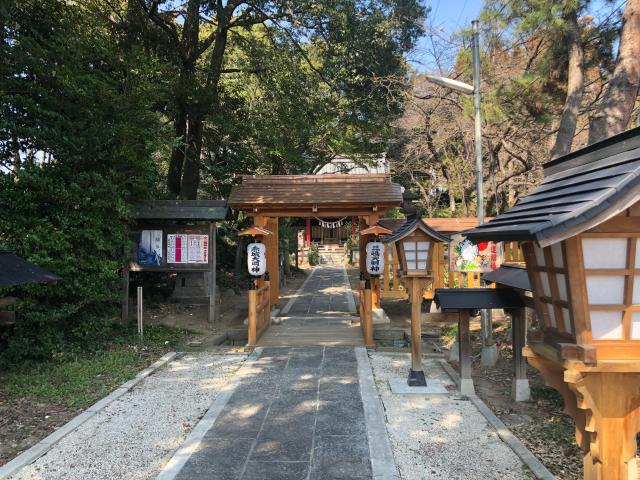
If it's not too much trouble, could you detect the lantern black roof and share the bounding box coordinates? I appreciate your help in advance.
[465,127,640,246]
[482,264,531,292]
[383,216,450,244]
[133,200,228,221]
[0,251,62,287]
[434,287,524,310]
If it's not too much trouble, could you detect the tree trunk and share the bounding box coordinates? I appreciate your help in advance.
[588,0,640,144]
[234,235,244,278]
[550,9,584,159]
[167,110,186,196]
[179,117,203,199]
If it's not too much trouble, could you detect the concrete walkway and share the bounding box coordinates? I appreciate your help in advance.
[170,347,382,480]
[259,266,362,347]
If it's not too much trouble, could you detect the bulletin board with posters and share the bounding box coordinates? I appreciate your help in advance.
[130,224,212,272]
[125,200,228,323]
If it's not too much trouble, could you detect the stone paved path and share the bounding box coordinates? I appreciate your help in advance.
[285,266,355,317]
[174,346,373,480]
[259,265,362,347]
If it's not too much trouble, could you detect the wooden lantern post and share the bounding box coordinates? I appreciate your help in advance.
[239,226,273,349]
[465,128,640,479]
[385,217,450,386]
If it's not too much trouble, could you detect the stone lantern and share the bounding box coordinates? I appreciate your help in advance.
[385,217,449,386]
[465,127,640,479]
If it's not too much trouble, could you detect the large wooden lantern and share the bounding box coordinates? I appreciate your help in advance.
[466,127,640,479]
[385,217,449,386]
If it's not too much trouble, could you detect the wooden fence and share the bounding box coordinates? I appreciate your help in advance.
[247,280,271,348]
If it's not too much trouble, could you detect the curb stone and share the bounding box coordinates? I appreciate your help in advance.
[355,347,400,479]
[0,351,178,480]
[438,359,555,480]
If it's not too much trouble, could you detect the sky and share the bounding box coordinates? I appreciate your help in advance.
[411,0,625,73]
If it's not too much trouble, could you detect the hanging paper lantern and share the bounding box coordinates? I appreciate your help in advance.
[247,242,266,277]
[366,241,385,276]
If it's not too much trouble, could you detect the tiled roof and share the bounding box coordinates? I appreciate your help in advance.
[383,216,450,244]
[228,174,402,209]
[0,251,62,287]
[379,217,490,234]
[466,127,640,246]
[134,200,228,221]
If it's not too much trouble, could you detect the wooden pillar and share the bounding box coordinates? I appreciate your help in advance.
[121,266,130,323]
[208,222,217,323]
[510,307,530,401]
[359,218,367,274]
[264,275,271,327]
[565,371,640,480]
[306,217,311,247]
[410,278,423,372]
[459,311,475,395]
[254,215,279,305]
[371,276,381,309]
[359,273,365,319]
[362,279,374,347]
[247,280,257,348]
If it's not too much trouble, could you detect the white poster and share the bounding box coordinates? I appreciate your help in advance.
[137,230,163,266]
[167,234,188,263]
[187,234,209,264]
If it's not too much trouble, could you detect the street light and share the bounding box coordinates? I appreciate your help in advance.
[424,19,483,225]
[424,20,497,365]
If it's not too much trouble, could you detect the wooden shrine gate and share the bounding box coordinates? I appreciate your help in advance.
[229,174,404,347]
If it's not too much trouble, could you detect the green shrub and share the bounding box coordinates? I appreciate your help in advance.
[308,244,320,265]
[0,0,166,363]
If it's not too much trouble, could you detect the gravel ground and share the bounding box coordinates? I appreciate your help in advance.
[10,353,246,480]
[368,352,533,480]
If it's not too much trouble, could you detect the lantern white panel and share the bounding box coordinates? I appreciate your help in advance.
[551,243,564,268]
[582,238,627,269]
[417,241,430,251]
[556,274,568,301]
[533,245,546,267]
[407,261,417,270]
[417,261,428,270]
[562,308,572,334]
[586,276,625,304]
[633,276,640,304]
[406,251,416,260]
[631,312,640,339]
[539,272,551,298]
[546,303,557,328]
[590,311,623,340]
[417,251,428,260]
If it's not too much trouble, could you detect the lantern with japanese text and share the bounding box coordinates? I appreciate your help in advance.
[465,128,640,480]
[247,242,267,277]
[366,241,385,276]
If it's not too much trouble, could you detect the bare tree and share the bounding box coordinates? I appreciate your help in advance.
[589,0,640,144]
[550,8,585,159]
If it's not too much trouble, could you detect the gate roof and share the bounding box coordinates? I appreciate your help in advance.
[228,174,402,216]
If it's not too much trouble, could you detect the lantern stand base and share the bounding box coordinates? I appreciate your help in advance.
[389,376,447,395]
[407,369,427,387]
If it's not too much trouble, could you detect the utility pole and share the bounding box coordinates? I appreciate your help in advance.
[472,19,483,225]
